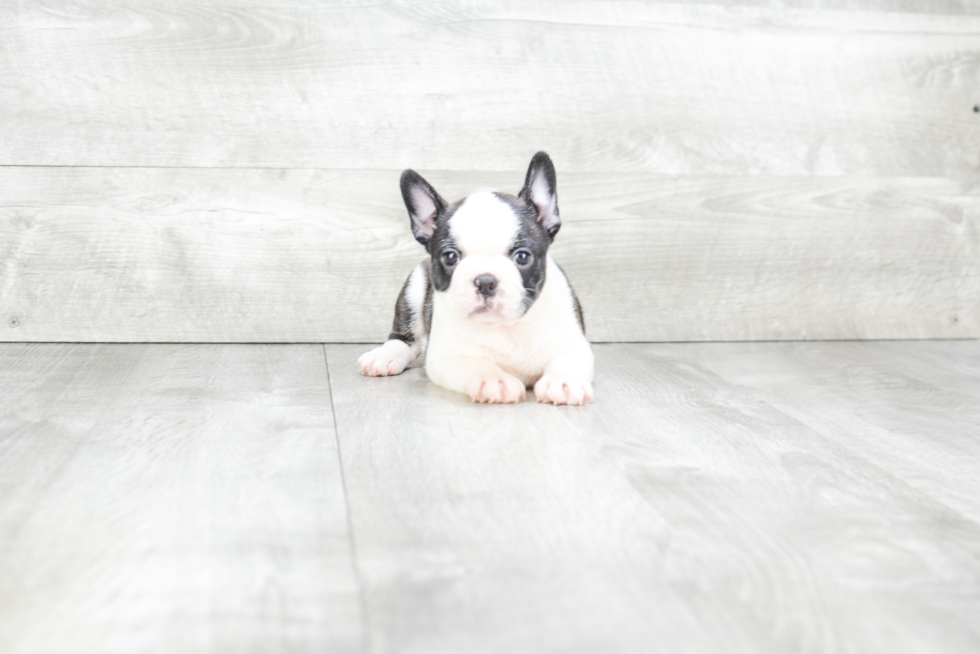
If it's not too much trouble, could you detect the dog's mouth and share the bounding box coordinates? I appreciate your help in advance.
[470,300,496,315]
[468,297,505,319]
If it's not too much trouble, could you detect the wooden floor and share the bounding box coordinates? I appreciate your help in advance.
[1,340,978,654]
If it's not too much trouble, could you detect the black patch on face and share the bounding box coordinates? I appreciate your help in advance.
[493,192,552,314]
[426,200,465,293]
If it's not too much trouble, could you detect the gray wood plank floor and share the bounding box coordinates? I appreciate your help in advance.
[0,344,363,654]
[328,342,980,654]
[2,341,978,653]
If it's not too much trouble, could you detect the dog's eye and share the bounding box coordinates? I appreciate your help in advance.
[513,250,532,266]
[442,250,459,267]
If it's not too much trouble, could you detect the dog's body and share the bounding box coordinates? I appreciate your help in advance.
[358,152,594,405]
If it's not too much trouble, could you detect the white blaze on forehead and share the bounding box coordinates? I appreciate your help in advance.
[449,192,519,256]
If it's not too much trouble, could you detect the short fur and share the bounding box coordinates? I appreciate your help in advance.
[358,152,594,405]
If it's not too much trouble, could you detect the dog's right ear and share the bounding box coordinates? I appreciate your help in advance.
[400,170,445,246]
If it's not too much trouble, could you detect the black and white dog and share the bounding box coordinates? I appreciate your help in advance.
[358,152,594,405]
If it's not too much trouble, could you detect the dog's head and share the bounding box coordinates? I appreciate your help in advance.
[400,152,561,325]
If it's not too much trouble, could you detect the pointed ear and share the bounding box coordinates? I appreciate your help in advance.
[519,151,560,238]
[400,169,445,246]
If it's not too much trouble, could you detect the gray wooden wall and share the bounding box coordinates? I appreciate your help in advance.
[2,0,978,343]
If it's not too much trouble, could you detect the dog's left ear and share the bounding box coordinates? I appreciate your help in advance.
[519,151,561,238]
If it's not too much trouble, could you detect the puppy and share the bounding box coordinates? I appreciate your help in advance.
[357,152,594,405]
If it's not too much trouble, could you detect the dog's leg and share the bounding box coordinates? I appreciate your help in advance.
[358,262,428,377]
[427,355,527,404]
[533,345,595,406]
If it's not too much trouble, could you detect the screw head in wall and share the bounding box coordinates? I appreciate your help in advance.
[9,317,19,328]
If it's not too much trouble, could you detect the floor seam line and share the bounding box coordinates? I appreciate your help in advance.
[323,344,373,654]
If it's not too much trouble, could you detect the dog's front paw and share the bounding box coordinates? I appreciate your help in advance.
[467,373,527,404]
[534,374,593,406]
[357,340,415,377]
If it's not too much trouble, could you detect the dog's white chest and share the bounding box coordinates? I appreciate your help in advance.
[430,316,552,385]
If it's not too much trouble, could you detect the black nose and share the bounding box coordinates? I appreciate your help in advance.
[474,274,497,297]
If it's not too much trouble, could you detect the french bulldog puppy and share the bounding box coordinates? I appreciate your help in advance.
[358,152,594,405]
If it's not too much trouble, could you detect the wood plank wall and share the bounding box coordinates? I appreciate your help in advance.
[1,0,978,342]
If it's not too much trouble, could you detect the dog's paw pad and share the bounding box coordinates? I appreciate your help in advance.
[357,341,414,377]
[533,375,593,406]
[468,373,526,404]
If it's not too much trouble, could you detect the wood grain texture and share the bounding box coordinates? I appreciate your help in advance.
[0,344,363,654]
[327,342,980,654]
[2,1,979,176]
[674,339,980,522]
[2,167,976,342]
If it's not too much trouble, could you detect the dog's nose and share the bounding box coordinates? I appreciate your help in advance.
[474,274,497,297]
